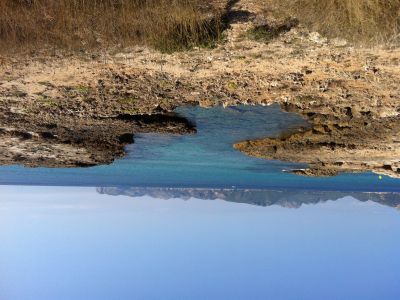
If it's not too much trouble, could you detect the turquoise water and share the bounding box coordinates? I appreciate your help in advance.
[0,105,399,191]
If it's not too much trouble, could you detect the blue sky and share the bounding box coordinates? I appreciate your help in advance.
[0,186,399,300]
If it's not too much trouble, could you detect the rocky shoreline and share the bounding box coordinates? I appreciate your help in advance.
[0,0,399,176]
[0,111,195,167]
[235,105,400,178]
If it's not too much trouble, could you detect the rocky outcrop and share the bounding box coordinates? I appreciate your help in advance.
[0,112,195,167]
[235,106,400,178]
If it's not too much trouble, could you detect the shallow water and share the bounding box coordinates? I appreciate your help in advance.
[0,105,399,191]
[1,186,399,300]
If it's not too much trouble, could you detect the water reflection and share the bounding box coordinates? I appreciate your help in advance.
[97,187,400,209]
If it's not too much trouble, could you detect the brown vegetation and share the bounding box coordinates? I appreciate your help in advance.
[1,0,399,54]
[0,0,224,53]
[249,0,400,45]
[286,0,400,44]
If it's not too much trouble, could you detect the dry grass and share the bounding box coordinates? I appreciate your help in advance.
[1,0,398,54]
[287,0,400,44]
[0,0,224,53]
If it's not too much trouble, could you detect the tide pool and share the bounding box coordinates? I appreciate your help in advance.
[0,105,399,191]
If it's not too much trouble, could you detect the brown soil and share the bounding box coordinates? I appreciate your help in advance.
[0,0,399,176]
